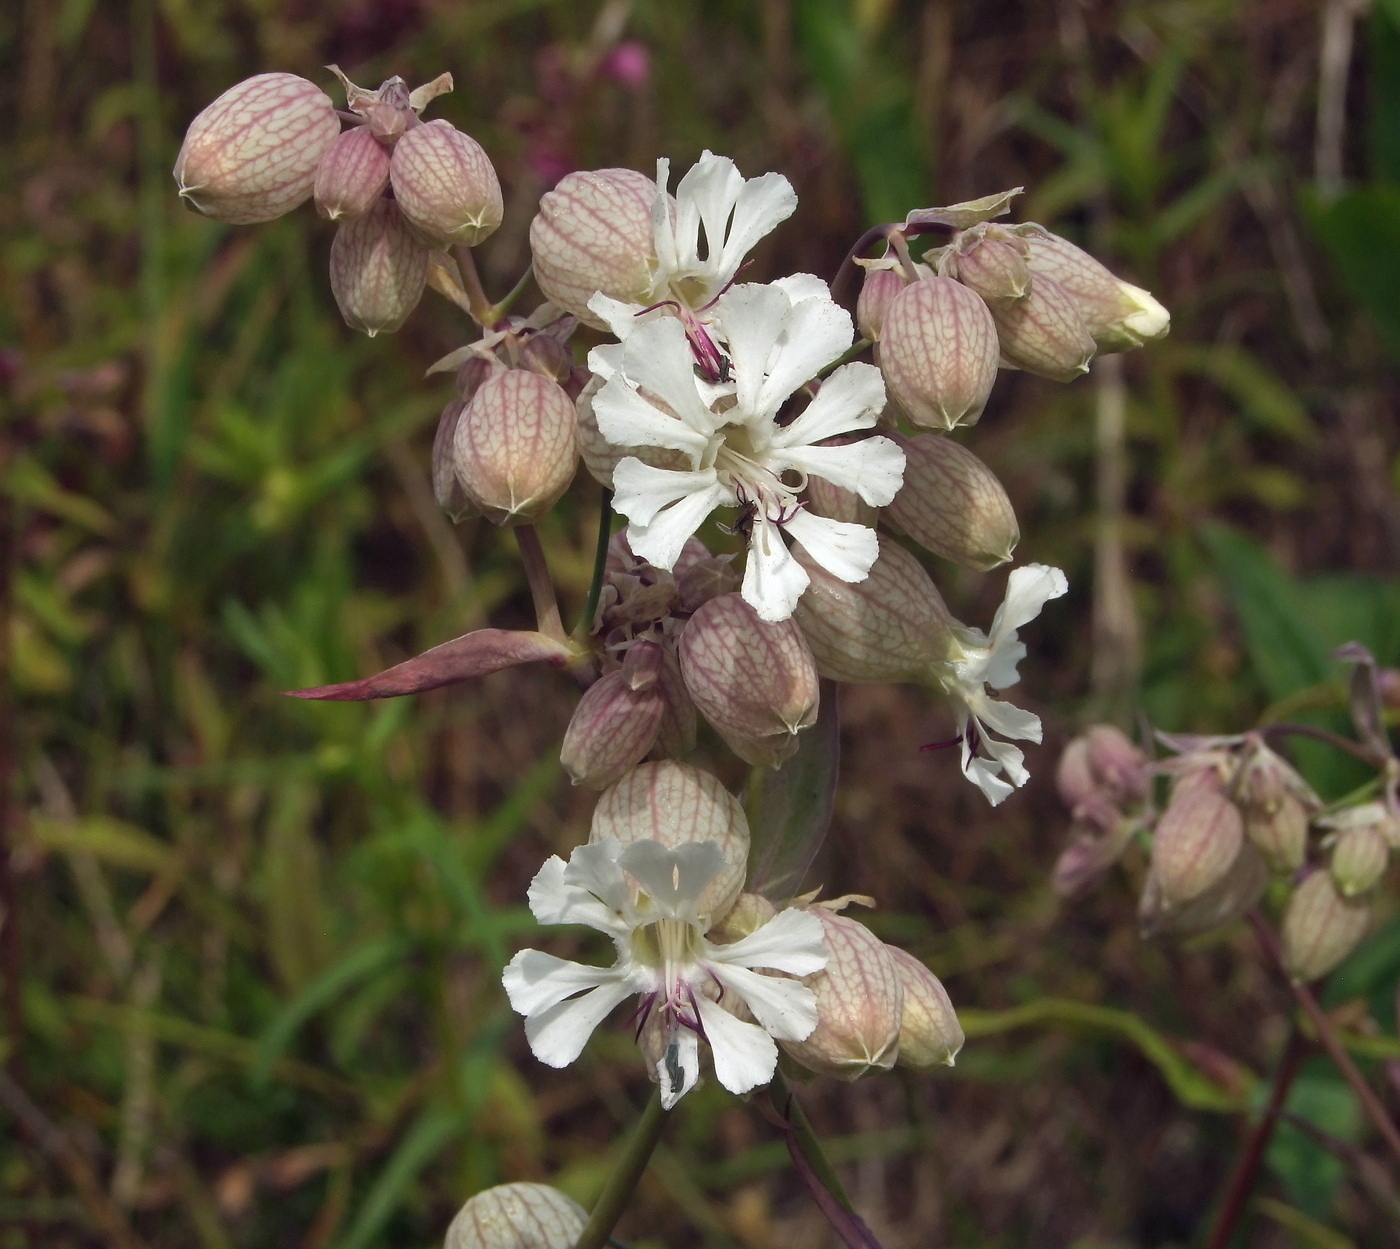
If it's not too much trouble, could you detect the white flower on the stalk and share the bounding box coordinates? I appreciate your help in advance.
[589,280,904,622]
[931,564,1068,806]
[502,838,827,1109]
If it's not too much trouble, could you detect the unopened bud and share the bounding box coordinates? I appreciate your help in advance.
[560,668,665,790]
[445,1182,586,1249]
[793,536,953,684]
[1331,824,1390,897]
[1025,233,1169,352]
[1053,823,1132,898]
[1085,725,1150,805]
[653,647,698,757]
[1282,870,1370,982]
[949,230,1031,303]
[1319,801,1400,850]
[389,120,503,247]
[1140,840,1267,938]
[1149,786,1243,907]
[590,761,749,918]
[992,275,1096,382]
[455,355,497,404]
[432,399,476,520]
[857,269,908,342]
[884,433,1018,571]
[707,892,778,943]
[806,476,877,528]
[174,73,340,224]
[676,555,740,613]
[679,593,819,768]
[530,168,658,327]
[781,909,903,1079]
[885,946,963,1070]
[879,277,999,430]
[519,333,572,383]
[328,199,429,335]
[452,370,578,525]
[313,126,391,221]
[1237,742,1319,873]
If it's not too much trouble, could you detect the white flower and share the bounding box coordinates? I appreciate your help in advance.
[931,564,1068,806]
[589,280,905,622]
[502,838,827,1109]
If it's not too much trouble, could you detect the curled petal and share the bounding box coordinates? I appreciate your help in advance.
[695,995,780,1096]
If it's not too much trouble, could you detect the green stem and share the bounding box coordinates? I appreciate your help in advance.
[574,491,613,640]
[817,339,872,379]
[452,245,494,326]
[769,1070,858,1214]
[572,1092,666,1249]
[488,264,536,323]
[514,524,566,645]
[1315,774,1385,818]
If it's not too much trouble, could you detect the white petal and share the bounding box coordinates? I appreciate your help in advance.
[973,694,1043,745]
[715,284,791,417]
[706,907,828,976]
[695,995,779,1096]
[618,840,727,920]
[502,948,615,1017]
[987,565,1068,652]
[560,840,633,913]
[651,158,680,279]
[588,292,646,341]
[964,754,1016,806]
[675,153,746,279]
[782,510,878,584]
[612,459,720,527]
[741,512,809,622]
[593,376,711,460]
[657,1024,701,1109]
[771,362,886,449]
[752,294,854,419]
[772,273,832,305]
[781,437,905,507]
[614,463,728,570]
[618,317,719,434]
[586,340,625,383]
[706,962,819,1042]
[523,977,636,1068]
[712,172,798,288]
[979,636,1027,691]
[526,853,629,935]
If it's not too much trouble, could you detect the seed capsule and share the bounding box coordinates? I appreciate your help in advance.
[885,946,963,1070]
[878,277,1000,430]
[1149,785,1243,907]
[679,593,819,768]
[328,198,429,335]
[389,120,503,247]
[991,274,1097,382]
[884,433,1018,571]
[1025,233,1169,352]
[781,909,903,1080]
[1331,823,1390,897]
[1282,870,1371,982]
[452,369,578,525]
[1139,840,1267,938]
[530,168,658,327]
[805,476,878,528]
[590,761,750,918]
[793,536,953,685]
[560,666,666,790]
[174,73,340,224]
[445,1182,587,1249]
[857,268,908,342]
[313,126,391,221]
[949,230,1031,303]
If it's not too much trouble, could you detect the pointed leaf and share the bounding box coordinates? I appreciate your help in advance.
[285,628,573,700]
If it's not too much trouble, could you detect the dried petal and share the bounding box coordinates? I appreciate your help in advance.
[1331,824,1390,897]
[445,1182,587,1249]
[884,433,1018,570]
[174,73,340,224]
[389,119,503,247]
[879,277,1000,430]
[1282,870,1371,982]
[328,199,429,336]
[1150,786,1244,907]
[793,536,953,684]
[453,369,579,525]
[904,188,1023,231]
[560,669,665,789]
[313,126,391,221]
[992,274,1096,382]
[1024,233,1169,352]
[590,761,750,918]
[679,593,820,768]
[780,909,902,1080]
[886,946,963,1070]
[530,168,658,327]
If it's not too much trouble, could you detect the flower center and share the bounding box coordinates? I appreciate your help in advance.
[631,916,709,1033]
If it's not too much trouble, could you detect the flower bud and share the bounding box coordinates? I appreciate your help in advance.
[805,475,878,528]
[590,761,749,918]
[560,668,666,790]
[1056,737,1097,812]
[1331,824,1390,897]
[1053,822,1132,898]
[313,126,391,221]
[328,199,429,335]
[1140,841,1267,939]
[676,554,740,613]
[1282,870,1371,982]
[679,593,819,768]
[878,277,999,430]
[432,399,477,520]
[1149,786,1243,907]
[780,910,902,1079]
[950,231,1031,303]
[452,369,578,525]
[1085,725,1150,805]
[883,433,1018,571]
[445,1182,586,1249]
[793,537,953,685]
[857,268,907,342]
[519,333,572,384]
[456,355,497,403]
[707,891,778,943]
[1236,743,1319,873]
[991,275,1096,382]
[1025,233,1169,352]
[389,120,503,247]
[174,73,340,224]
[885,946,963,1070]
[1320,801,1400,851]
[530,169,658,328]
